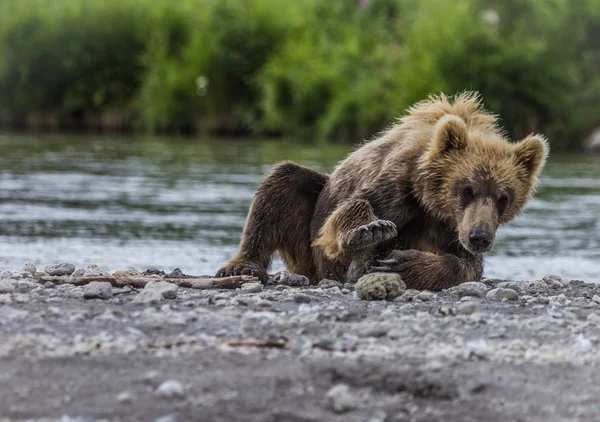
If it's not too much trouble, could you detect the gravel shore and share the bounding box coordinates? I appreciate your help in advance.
[1,263,599,422]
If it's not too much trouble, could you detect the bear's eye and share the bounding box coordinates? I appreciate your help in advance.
[498,194,509,213]
[461,186,474,199]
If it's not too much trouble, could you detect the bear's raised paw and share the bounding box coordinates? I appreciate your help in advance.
[341,220,397,250]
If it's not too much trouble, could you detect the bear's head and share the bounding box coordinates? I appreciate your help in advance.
[417,114,549,254]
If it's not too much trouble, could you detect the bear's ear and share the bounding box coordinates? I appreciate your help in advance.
[431,114,469,155]
[513,134,549,178]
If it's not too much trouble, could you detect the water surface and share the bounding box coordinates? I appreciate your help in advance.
[0,133,598,281]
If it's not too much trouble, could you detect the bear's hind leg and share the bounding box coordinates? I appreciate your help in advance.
[216,161,328,282]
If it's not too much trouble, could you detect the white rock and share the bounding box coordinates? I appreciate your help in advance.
[20,262,36,274]
[132,290,164,304]
[144,281,178,299]
[83,282,113,300]
[325,384,357,413]
[486,288,518,302]
[453,282,489,298]
[0,279,15,294]
[82,264,111,277]
[44,263,76,276]
[241,282,263,293]
[156,380,186,399]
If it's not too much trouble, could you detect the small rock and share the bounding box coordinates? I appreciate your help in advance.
[587,312,600,323]
[20,262,36,275]
[156,380,186,399]
[0,279,15,294]
[356,273,405,301]
[293,293,312,304]
[0,270,13,279]
[132,290,164,304]
[15,280,36,293]
[116,391,134,403]
[83,264,111,277]
[144,281,178,299]
[592,295,600,304]
[398,289,420,301]
[268,271,309,287]
[83,282,113,300]
[166,268,187,278]
[458,301,480,315]
[142,269,167,278]
[486,288,518,302]
[12,293,30,303]
[0,294,12,304]
[453,282,489,298]
[154,416,178,422]
[44,281,56,289]
[241,282,263,293]
[497,281,521,292]
[113,269,141,280]
[325,384,357,413]
[318,279,343,289]
[72,268,85,277]
[44,263,76,276]
[416,291,434,301]
[543,274,571,287]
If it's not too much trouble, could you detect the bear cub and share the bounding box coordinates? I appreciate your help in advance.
[216,92,549,290]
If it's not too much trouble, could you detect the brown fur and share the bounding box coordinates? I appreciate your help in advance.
[216,92,549,290]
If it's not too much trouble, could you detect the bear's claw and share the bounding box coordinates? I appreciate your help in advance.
[342,220,397,250]
[216,262,267,282]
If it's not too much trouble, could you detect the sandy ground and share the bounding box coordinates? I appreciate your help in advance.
[1,267,600,422]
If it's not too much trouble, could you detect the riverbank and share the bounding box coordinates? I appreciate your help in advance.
[0,263,599,422]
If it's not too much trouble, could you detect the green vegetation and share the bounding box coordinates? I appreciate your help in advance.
[0,0,599,150]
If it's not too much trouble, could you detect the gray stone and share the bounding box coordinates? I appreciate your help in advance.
[458,301,480,315]
[44,263,76,276]
[72,268,85,277]
[486,288,518,302]
[15,280,36,293]
[83,282,113,300]
[154,416,178,422]
[0,279,15,294]
[592,295,600,304]
[356,273,405,301]
[0,270,13,279]
[293,293,312,304]
[82,264,111,277]
[416,291,435,301]
[156,380,186,399]
[325,383,357,413]
[497,281,522,292]
[453,282,489,298]
[116,390,134,403]
[318,279,343,289]
[132,290,164,304]
[241,282,263,293]
[113,269,141,280]
[144,281,178,299]
[20,262,36,275]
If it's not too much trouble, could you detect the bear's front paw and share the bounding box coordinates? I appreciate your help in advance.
[368,250,421,275]
[216,261,267,282]
[341,220,397,250]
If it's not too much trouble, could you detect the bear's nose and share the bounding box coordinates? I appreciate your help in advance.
[469,229,492,249]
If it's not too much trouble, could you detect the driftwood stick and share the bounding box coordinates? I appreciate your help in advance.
[38,275,259,289]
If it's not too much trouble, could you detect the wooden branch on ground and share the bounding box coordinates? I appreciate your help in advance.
[38,275,259,289]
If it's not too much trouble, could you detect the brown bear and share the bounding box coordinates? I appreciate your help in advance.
[216,92,549,290]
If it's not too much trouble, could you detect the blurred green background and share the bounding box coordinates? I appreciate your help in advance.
[1,0,600,150]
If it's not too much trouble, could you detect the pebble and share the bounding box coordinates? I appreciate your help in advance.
[486,288,518,302]
[241,282,263,293]
[398,289,420,301]
[116,391,134,403]
[113,269,142,280]
[72,268,85,277]
[293,293,312,304]
[497,281,521,292]
[83,282,113,300]
[415,291,434,301]
[20,262,37,275]
[144,281,178,299]
[0,270,13,279]
[325,383,357,413]
[15,280,36,293]
[156,380,186,399]
[167,268,186,278]
[543,274,571,287]
[0,279,15,294]
[453,282,489,298]
[132,290,164,304]
[154,416,178,422]
[44,263,76,276]
[356,273,405,301]
[318,279,343,289]
[82,264,111,277]
[458,301,480,315]
[592,295,600,304]
[269,271,309,287]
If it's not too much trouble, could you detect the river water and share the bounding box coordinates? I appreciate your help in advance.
[0,133,598,281]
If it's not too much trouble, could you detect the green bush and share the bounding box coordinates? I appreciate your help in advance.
[0,0,599,149]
